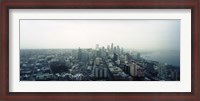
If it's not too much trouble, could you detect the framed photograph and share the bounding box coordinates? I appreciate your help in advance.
[1,0,199,100]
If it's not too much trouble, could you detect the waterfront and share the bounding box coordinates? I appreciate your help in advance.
[141,50,180,67]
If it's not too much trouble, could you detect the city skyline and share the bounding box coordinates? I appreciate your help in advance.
[20,42,180,67]
[20,43,180,81]
[20,20,180,51]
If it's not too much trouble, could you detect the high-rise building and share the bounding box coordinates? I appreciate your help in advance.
[124,53,130,63]
[130,63,138,77]
[123,64,130,75]
[96,44,99,50]
[117,45,120,54]
[114,46,117,53]
[113,53,118,62]
[107,45,110,52]
[101,46,107,58]
[111,43,114,52]
[78,47,82,61]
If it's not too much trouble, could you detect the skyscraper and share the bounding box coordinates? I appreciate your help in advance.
[78,47,82,61]
[117,45,120,54]
[107,45,110,51]
[130,63,138,77]
[111,43,113,52]
[96,44,99,50]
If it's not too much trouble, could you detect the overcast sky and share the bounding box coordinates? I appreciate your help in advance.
[20,20,180,51]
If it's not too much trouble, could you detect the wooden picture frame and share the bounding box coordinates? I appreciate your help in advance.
[0,0,199,101]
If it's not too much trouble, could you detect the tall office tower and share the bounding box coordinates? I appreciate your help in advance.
[130,63,138,77]
[114,46,117,53]
[101,46,106,58]
[117,45,120,54]
[124,53,130,63]
[113,53,118,62]
[102,46,105,51]
[111,43,114,52]
[78,47,82,61]
[96,44,99,50]
[107,45,110,52]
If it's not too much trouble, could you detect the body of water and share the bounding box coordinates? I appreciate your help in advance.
[141,50,180,67]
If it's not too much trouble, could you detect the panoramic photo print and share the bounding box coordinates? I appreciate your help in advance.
[20,20,180,81]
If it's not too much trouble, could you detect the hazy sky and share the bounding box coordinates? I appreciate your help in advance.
[20,20,180,51]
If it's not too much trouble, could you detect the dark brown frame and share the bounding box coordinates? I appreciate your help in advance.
[0,0,199,101]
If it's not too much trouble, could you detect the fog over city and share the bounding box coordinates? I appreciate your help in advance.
[20,20,180,81]
[20,20,180,51]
